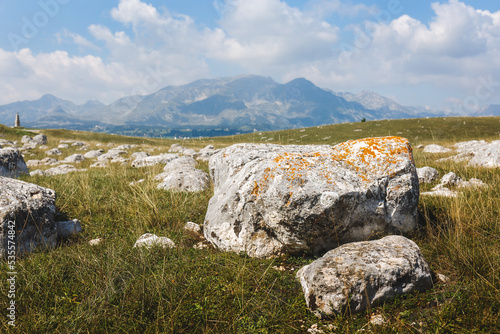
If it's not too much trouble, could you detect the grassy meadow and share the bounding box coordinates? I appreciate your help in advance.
[0,117,499,333]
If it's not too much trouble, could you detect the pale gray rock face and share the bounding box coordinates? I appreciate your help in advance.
[21,135,33,144]
[197,145,221,161]
[63,154,85,163]
[0,176,57,258]
[133,233,175,249]
[131,153,179,167]
[440,172,462,186]
[204,137,420,258]
[423,144,451,153]
[32,134,48,145]
[71,141,85,147]
[184,222,202,235]
[157,169,209,192]
[168,144,185,153]
[84,149,104,159]
[0,148,29,178]
[296,235,432,317]
[97,149,127,161]
[90,161,108,168]
[163,156,197,171]
[416,167,439,184]
[58,143,70,149]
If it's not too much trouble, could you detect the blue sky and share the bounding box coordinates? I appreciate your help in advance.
[0,0,499,114]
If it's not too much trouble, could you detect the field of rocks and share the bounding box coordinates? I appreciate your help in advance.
[0,117,499,333]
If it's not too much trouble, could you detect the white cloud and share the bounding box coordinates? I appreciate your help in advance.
[1,0,499,111]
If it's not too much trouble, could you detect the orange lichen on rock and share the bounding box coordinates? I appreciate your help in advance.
[251,137,414,198]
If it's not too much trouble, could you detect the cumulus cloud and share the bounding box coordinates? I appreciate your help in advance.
[0,0,499,110]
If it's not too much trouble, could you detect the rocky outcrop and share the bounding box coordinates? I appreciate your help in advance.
[296,235,433,317]
[0,148,29,178]
[0,176,57,258]
[421,171,487,197]
[204,137,420,258]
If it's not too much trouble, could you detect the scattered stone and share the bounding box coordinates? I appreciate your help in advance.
[21,135,33,144]
[0,176,57,258]
[436,273,450,284]
[182,148,198,156]
[41,157,58,165]
[115,144,134,150]
[157,169,209,192]
[163,156,197,171]
[197,145,221,161]
[97,149,127,161]
[131,151,149,159]
[62,154,85,163]
[133,233,175,249]
[423,144,451,153]
[26,160,42,168]
[459,178,488,189]
[370,314,387,326]
[421,185,458,198]
[204,137,419,258]
[440,172,462,187]
[89,238,103,246]
[439,140,500,168]
[129,179,145,186]
[90,161,108,168]
[71,141,85,147]
[84,149,104,159]
[416,167,440,184]
[296,235,432,317]
[57,219,82,238]
[30,169,46,176]
[44,164,86,176]
[32,134,48,145]
[58,143,70,149]
[184,222,202,235]
[110,157,129,164]
[46,148,62,156]
[0,148,30,178]
[168,144,185,153]
[131,153,179,167]
[60,140,75,144]
[193,240,212,250]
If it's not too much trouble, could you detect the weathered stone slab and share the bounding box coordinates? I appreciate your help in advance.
[296,235,433,317]
[133,233,175,249]
[0,176,57,258]
[204,137,419,258]
[0,148,29,178]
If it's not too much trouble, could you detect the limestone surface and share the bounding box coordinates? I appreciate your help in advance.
[0,148,29,178]
[204,137,420,258]
[0,176,57,258]
[296,235,433,317]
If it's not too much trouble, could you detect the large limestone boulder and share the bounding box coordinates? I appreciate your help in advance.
[204,137,420,258]
[297,235,433,317]
[0,148,30,178]
[0,177,57,258]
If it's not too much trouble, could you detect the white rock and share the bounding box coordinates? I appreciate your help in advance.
[44,164,86,176]
[204,137,420,258]
[30,169,47,176]
[421,184,458,198]
[163,156,197,171]
[444,140,500,168]
[46,148,62,156]
[21,135,33,144]
[440,172,462,186]
[84,149,104,159]
[32,134,48,145]
[58,143,70,149]
[296,235,432,317]
[133,233,175,249]
[63,154,85,163]
[131,153,179,167]
[416,167,439,184]
[97,149,127,161]
[57,219,82,238]
[0,148,30,178]
[157,169,209,192]
[131,151,149,159]
[71,141,85,147]
[184,222,202,234]
[423,144,451,153]
[90,161,108,168]
[89,238,103,246]
[0,177,57,258]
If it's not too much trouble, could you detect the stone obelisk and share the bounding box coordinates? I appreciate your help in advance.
[14,113,21,128]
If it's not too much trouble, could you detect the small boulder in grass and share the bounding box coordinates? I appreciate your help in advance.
[133,233,175,249]
[296,235,432,318]
[184,222,202,235]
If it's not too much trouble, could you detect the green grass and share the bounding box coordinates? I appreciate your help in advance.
[0,117,499,333]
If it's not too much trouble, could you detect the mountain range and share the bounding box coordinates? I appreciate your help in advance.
[1,75,494,137]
